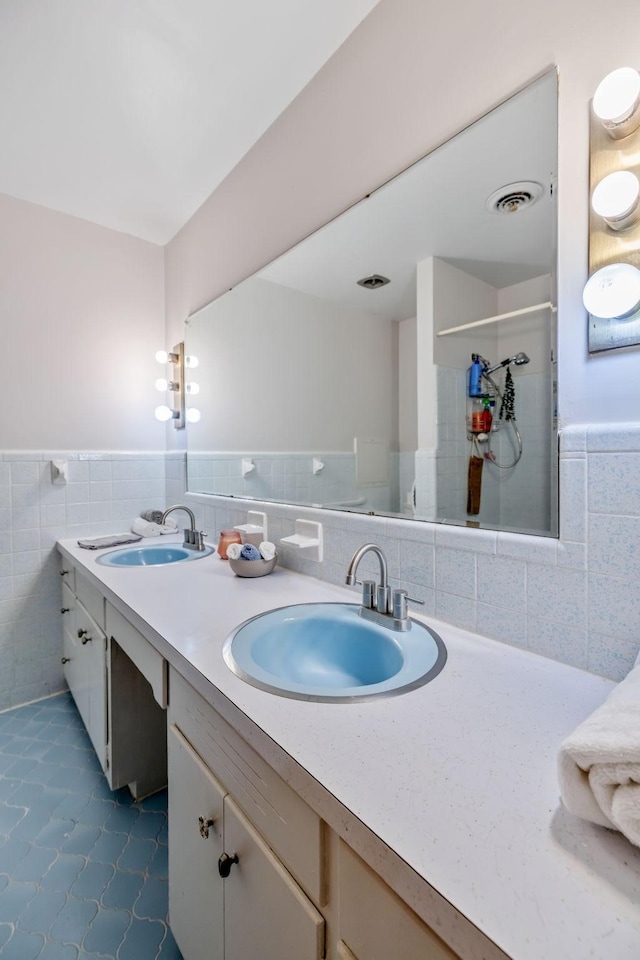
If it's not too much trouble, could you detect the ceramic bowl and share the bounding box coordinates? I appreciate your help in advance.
[228,555,277,578]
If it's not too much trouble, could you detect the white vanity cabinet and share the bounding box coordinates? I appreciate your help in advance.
[168,669,325,960]
[168,667,460,960]
[59,558,168,799]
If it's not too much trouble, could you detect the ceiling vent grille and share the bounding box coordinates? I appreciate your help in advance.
[357,274,391,289]
[485,181,544,214]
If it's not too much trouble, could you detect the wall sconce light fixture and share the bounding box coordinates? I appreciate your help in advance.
[154,343,185,428]
[154,344,200,427]
[586,67,640,352]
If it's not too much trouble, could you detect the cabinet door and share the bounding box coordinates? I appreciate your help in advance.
[338,842,460,960]
[69,600,107,771]
[168,725,225,960]
[337,943,358,960]
[223,796,324,960]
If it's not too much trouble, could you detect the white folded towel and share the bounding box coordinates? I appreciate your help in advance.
[131,517,178,538]
[558,649,640,846]
[259,541,276,561]
[226,542,242,560]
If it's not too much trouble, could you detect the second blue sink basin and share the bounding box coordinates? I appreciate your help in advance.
[97,544,214,567]
[223,602,446,702]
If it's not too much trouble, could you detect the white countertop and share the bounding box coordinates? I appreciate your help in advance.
[58,535,640,960]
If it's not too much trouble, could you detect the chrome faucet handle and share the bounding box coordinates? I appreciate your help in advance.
[391,589,425,620]
[361,580,375,609]
[376,584,390,615]
[194,530,207,551]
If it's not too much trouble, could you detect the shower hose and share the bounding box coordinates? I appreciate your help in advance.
[481,371,523,469]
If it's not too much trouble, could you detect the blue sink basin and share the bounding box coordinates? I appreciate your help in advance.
[97,544,214,567]
[223,602,446,702]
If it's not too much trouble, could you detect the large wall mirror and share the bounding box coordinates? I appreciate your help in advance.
[185,70,558,537]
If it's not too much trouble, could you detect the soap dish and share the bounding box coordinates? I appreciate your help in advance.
[228,555,277,578]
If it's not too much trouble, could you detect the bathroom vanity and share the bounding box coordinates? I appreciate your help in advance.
[56,535,640,960]
[59,559,167,799]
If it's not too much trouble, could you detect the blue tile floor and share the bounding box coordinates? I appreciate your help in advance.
[0,692,183,959]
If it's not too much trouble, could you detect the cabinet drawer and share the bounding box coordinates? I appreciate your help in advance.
[169,668,324,906]
[338,842,460,960]
[59,559,75,594]
[76,572,105,629]
[106,603,167,708]
[61,581,76,622]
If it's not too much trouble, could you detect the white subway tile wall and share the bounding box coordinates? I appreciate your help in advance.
[3,424,640,712]
[0,451,168,712]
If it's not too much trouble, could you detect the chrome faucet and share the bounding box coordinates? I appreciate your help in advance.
[345,543,423,632]
[161,504,206,551]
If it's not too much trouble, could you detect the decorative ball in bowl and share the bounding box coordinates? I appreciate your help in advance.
[228,555,277,578]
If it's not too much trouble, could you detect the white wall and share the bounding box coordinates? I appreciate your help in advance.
[497,276,551,376]
[0,194,167,711]
[187,276,397,452]
[432,259,498,369]
[164,0,640,432]
[398,317,417,452]
[0,193,166,449]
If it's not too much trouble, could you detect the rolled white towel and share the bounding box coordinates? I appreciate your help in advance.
[226,542,242,560]
[132,517,161,538]
[259,541,276,561]
[558,648,640,846]
[131,517,178,538]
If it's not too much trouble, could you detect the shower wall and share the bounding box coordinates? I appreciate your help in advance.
[435,365,551,531]
[427,261,553,532]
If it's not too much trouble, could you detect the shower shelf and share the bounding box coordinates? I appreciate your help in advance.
[437,300,553,337]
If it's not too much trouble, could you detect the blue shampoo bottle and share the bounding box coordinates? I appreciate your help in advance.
[467,354,483,397]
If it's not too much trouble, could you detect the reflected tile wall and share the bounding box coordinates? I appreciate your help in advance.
[187,452,363,507]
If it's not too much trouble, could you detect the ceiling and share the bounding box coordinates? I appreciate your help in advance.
[259,71,558,319]
[0,0,380,244]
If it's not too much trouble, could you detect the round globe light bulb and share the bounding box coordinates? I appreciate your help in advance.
[583,262,640,319]
[593,67,640,125]
[592,170,640,226]
[185,355,199,368]
[155,378,169,392]
[155,405,174,422]
[155,349,169,364]
[186,408,201,423]
[186,382,200,395]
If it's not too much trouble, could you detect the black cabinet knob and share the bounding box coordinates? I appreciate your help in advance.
[218,852,239,878]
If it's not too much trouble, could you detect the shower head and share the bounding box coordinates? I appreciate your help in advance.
[483,352,530,375]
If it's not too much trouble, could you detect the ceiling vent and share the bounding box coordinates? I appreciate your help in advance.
[485,181,544,214]
[357,274,391,289]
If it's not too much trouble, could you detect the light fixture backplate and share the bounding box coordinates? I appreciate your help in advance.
[588,102,640,352]
[170,342,186,428]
